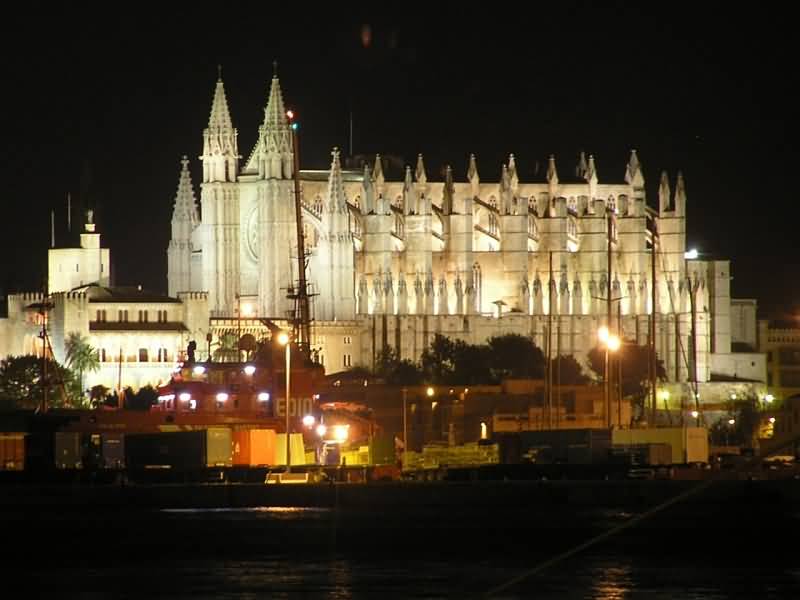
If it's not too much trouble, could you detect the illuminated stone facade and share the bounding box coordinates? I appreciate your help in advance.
[166,73,763,391]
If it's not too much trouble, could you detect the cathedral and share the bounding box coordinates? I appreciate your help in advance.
[0,71,767,409]
[167,72,765,395]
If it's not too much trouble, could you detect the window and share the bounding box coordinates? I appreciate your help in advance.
[99,348,107,362]
[76,264,80,272]
[313,195,323,215]
[489,195,498,209]
[118,310,128,322]
[488,213,499,236]
[343,336,352,345]
[138,348,149,362]
[139,310,148,323]
[157,348,169,362]
[96,309,106,322]
[343,354,352,367]
[157,310,168,323]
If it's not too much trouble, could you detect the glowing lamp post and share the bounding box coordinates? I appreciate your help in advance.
[277,331,291,471]
[598,325,621,427]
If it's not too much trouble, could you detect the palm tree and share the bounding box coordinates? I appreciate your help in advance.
[65,332,100,404]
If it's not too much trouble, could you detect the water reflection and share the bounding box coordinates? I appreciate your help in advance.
[328,559,353,600]
[590,560,632,600]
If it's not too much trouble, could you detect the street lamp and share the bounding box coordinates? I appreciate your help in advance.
[598,326,621,427]
[277,331,291,472]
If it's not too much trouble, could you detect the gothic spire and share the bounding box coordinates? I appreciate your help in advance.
[674,171,686,217]
[415,153,427,184]
[442,165,454,215]
[264,73,288,130]
[326,147,347,215]
[467,153,479,185]
[577,151,588,179]
[586,155,597,182]
[546,154,559,185]
[508,153,519,191]
[625,149,644,187]
[403,165,413,215]
[172,155,199,227]
[658,170,671,214]
[362,162,375,214]
[200,74,239,183]
[245,70,293,178]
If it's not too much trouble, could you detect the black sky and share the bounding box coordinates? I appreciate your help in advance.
[1,4,797,316]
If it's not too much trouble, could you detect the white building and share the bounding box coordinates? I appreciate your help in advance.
[0,71,767,408]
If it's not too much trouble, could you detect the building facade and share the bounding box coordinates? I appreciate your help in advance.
[0,71,768,408]
[166,73,764,397]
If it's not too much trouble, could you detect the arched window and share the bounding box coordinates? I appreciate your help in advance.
[489,195,498,209]
[488,213,499,236]
[528,215,538,238]
[395,194,404,210]
[313,195,324,216]
[353,195,361,209]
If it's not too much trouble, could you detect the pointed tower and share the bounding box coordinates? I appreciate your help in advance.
[508,153,519,195]
[168,156,200,296]
[318,148,356,320]
[415,153,429,215]
[373,154,386,204]
[586,154,598,200]
[658,170,671,215]
[200,74,241,315]
[362,162,375,214]
[200,72,239,183]
[625,149,645,199]
[674,171,687,217]
[547,155,559,212]
[442,165,454,215]
[246,71,293,179]
[467,153,480,199]
[576,151,588,179]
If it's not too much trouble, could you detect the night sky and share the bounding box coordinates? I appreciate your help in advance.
[1,4,797,316]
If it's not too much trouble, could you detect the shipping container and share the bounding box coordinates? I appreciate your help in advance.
[232,429,277,466]
[55,432,83,469]
[102,433,125,469]
[125,429,233,470]
[0,433,25,471]
[496,429,612,464]
[275,433,307,466]
[612,427,709,464]
[206,428,233,467]
[369,435,396,465]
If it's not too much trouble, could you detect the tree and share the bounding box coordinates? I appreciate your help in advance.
[587,343,667,420]
[451,342,494,385]
[89,384,110,408]
[420,334,458,384]
[487,334,545,381]
[125,385,159,411]
[64,332,100,404]
[0,355,76,409]
[552,355,591,385]
[376,347,424,386]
